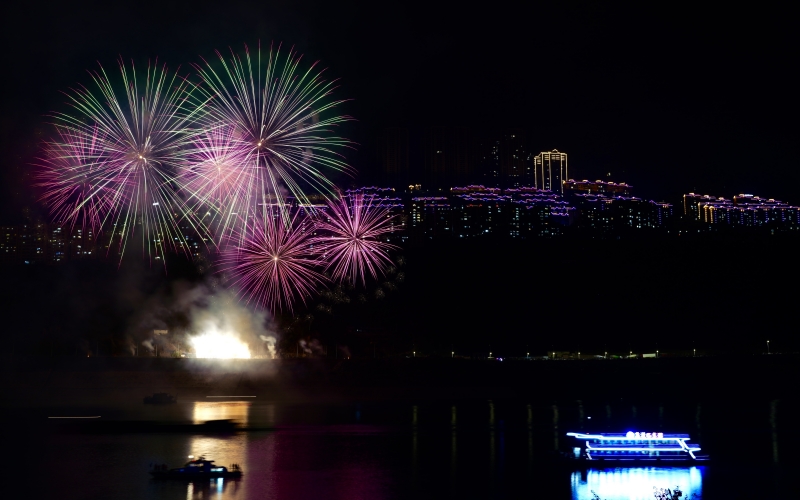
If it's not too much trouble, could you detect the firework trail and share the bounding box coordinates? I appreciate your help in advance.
[221,208,326,313]
[39,58,205,262]
[180,124,251,242]
[191,42,353,242]
[315,193,398,286]
[37,126,110,234]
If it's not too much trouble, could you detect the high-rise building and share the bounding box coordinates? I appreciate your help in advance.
[475,130,533,186]
[500,130,532,185]
[423,127,475,187]
[377,128,410,184]
[476,132,501,185]
[534,149,568,193]
[684,192,800,227]
[564,179,632,197]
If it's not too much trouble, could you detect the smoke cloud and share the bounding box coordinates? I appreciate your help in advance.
[126,280,278,359]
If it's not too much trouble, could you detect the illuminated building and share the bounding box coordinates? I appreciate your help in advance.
[0,225,22,263]
[68,227,95,259]
[410,196,452,239]
[499,130,532,185]
[683,193,718,220]
[472,130,534,186]
[345,187,406,243]
[448,185,572,238]
[477,134,500,183]
[409,185,572,240]
[534,149,568,193]
[564,179,632,196]
[684,192,800,228]
[0,221,93,264]
[572,194,672,233]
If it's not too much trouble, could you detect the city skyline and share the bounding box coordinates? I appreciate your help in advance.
[1,5,797,499]
[2,3,797,219]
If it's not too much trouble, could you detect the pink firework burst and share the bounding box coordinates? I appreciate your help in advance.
[193,43,354,231]
[38,58,204,262]
[180,124,252,244]
[221,209,326,313]
[316,193,399,286]
[36,126,112,234]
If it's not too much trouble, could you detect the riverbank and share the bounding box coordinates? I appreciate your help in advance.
[2,355,796,406]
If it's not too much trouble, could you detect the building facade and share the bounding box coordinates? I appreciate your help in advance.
[534,149,568,193]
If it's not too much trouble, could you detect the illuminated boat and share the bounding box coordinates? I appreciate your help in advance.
[150,456,242,480]
[565,431,707,463]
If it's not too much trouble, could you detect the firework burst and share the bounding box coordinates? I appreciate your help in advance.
[180,124,251,242]
[192,43,353,239]
[39,58,205,262]
[316,193,398,286]
[37,126,111,234]
[221,209,326,313]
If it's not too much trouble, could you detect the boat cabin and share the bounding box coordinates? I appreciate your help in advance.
[566,431,704,462]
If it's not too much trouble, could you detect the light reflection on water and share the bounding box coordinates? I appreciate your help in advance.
[19,399,794,499]
[184,477,243,499]
[183,434,248,499]
[192,402,251,425]
[570,467,704,500]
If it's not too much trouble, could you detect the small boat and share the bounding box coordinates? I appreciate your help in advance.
[565,431,708,464]
[143,393,177,404]
[150,456,242,479]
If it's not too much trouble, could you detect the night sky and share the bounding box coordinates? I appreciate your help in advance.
[1,1,799,354]
[2,1,798,218]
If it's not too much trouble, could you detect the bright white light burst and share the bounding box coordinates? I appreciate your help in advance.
[191,331,251,359]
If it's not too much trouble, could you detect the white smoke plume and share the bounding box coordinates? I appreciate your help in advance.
[260,335,277,358]
[127,281,279,359]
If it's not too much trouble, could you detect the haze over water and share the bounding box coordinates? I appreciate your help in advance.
[10,398,793,499]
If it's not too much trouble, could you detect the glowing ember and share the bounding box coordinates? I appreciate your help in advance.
[191,331,251,359]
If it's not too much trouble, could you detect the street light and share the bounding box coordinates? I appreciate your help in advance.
[451,351,454,358]
[767,340,770,355]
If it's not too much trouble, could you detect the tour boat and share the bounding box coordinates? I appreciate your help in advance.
[565,431,708,463]
[150,456,242,479]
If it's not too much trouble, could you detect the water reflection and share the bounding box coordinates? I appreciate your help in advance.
[527,404,533,469]
[451,405,457,492]
[192,402,251,425]
[570,467,703,500]
[23,400,789,500]
[185,477,243,499]
[552,404,560,451]
[770,399,779,463]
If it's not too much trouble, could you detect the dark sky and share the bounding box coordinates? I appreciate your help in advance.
[2,1,797,219]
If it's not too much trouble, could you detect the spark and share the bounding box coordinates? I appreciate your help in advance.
[37,58,207,263]
[192,42,354,241]
[315,193,398,286]
[221,208,326,313]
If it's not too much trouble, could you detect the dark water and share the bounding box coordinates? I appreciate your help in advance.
[12,398,796,499]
